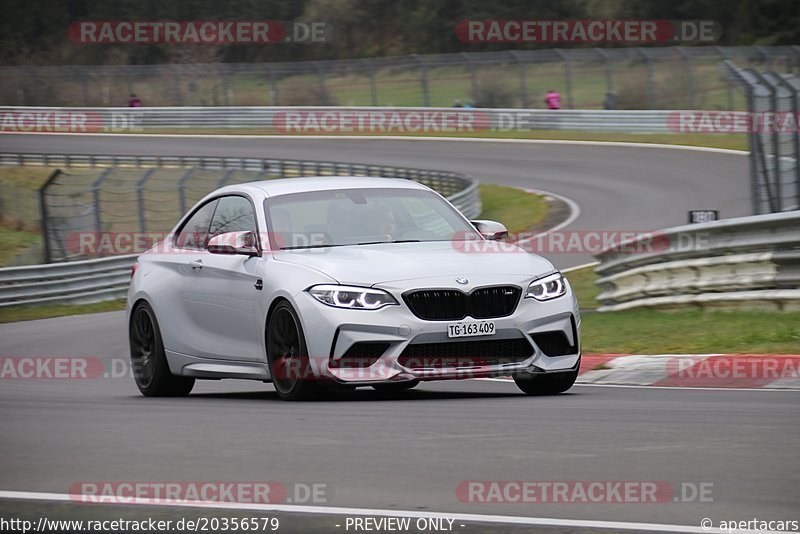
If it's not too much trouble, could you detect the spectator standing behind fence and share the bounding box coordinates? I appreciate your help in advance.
[544,89,561,110]
[128,94,142,107]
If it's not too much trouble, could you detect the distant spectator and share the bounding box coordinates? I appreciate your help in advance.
[128,94,142,107]
[603,92,617,110]
[462,101,475,109]
[544,89,561,110]
[453,99,464,108]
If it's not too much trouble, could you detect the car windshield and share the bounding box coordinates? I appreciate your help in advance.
[265,187,480,250]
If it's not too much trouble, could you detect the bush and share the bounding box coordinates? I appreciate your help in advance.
[473,76,516,108]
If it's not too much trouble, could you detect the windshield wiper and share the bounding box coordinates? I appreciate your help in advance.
[353,240,421,246]
[281,240,422,250]
[279,244,342,250]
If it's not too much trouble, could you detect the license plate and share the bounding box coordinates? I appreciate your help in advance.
[448,321,496,338]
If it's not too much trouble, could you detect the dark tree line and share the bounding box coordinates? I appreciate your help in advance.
[1,0,797,65]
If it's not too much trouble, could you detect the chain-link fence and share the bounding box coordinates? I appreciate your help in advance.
[0,180,44,266]
[3,46,798,110]
[724,61,800,214]
[22,157,479,263]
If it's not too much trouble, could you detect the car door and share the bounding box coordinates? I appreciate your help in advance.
[152,198,218,359]
[180,195,264,361]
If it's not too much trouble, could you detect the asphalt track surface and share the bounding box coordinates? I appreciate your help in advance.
[2,134,796,532]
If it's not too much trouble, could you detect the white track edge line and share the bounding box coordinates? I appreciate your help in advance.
[0,490,771,534]
[2,132,750,155]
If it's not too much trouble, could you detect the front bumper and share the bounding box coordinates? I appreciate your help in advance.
[295,282,581,385]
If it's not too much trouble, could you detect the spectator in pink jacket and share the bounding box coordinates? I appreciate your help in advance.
[544,89,561,110]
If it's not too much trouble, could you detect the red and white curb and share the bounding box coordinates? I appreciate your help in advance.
[577,354,800,389]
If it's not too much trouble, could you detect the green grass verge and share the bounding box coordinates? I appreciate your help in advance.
[581,309,800,354]
[0,166,54,189]
[478,184,548,234]
[0,225,41,267]
[566,265,800,354]
[143,128,749,152]
[564,264,601,310]
[0,299,125,324]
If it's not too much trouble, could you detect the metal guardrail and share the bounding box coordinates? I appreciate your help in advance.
[0,254,135,308]
[0,106,677,133]
[593,211,800,311]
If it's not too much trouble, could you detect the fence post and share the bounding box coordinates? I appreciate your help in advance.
[508,51,528,108]
[178,169,195,215]
[411,54,430,107]
[461,52,478,103]
[553,49,573,109]
[92,169,113,244]
[361,58,378,106]
[596,49,614,96]
[136,169,157,234]
[39,170,62,264]
[312,62,328,105]
[677,47,695,109]
[716,47,734,110]
[269,67,280,105]
[749,69,782,211]
[171,65,183,106]
[638,48,657,109]
[771,73,800,208]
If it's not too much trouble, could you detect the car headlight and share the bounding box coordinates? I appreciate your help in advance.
[525,272,567,301]
[307,284,398,310]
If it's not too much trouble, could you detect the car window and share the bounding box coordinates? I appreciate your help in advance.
[175,199,218,250]
[264,188,479,250]
[208,195,257,239]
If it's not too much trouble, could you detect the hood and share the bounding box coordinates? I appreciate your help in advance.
[271,241,554,286]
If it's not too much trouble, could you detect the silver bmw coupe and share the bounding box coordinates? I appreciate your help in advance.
[127,177,580,400]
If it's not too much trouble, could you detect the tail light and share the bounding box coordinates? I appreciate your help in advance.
[131,262,138,278]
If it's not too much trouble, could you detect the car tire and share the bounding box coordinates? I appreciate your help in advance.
[129,302,195,397]
[266,301,324,401]
[513,368,578,396]
[372,380,419,393]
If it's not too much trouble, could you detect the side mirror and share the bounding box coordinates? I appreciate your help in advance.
[470,220,509,241]
[207,231,260,256]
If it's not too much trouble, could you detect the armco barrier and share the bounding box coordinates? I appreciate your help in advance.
[0,106,677,133]
[594,211,800,311]
[0,254,135,308]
